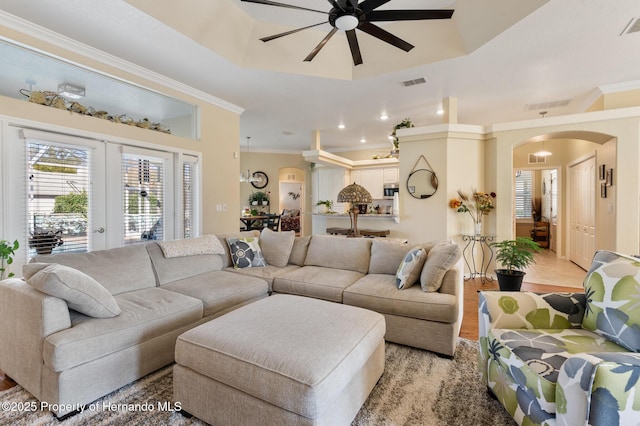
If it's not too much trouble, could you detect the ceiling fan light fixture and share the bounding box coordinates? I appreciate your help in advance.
[335,14,359,31]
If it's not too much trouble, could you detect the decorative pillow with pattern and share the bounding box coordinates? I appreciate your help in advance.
[581,250,640,352]
[395,247,427,289]
[226,237,266,269]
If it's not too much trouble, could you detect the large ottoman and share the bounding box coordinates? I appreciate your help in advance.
[173,294,386,425]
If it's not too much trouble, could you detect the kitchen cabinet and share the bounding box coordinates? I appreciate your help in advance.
[312,168,350,213]
[350,167,398,200]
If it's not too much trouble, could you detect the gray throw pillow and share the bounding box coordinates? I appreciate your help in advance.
[226,237,266,269]
[288,236,311,266]
[23,263,121,318]
[259,228,295,267]
[420,242,462,292]
[395,247,427,289]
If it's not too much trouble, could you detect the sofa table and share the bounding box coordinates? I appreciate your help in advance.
[174,294,386,425]
[461,233,495,283]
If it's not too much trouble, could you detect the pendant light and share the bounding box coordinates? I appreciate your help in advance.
[533,112,552,157]
[240,137,260,183]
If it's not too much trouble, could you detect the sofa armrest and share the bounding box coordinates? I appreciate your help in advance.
[0,278,71,398]
[557,352,640,425]
[478,291,586,383]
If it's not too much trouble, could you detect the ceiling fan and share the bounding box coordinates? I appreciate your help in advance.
[241,0,454,65]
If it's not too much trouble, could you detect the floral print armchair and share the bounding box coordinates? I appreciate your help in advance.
[478,250,640,425]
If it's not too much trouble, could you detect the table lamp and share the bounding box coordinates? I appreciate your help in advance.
[337,182,372,237]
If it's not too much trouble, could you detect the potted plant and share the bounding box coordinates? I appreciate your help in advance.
[248,191,268,206]
[29,229,64,255]
[491,237,542,291]
[0,239,19,280]
[315,200,334,214]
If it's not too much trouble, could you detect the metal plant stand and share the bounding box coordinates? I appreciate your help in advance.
[461,234,495,283]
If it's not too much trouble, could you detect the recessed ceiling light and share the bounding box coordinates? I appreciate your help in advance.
[360,138,366,144]
[387,135,395,141]
[436,108,444,115]
[379,113,389,121]
[338,123,346,129]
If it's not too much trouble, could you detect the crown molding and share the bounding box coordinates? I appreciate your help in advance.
[598,80,640,94]
[0,11,244,115]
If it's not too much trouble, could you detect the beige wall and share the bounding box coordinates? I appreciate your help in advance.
[0,25,241,236]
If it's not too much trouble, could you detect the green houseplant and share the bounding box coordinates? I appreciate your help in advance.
[248,191,269,206]
[0,239,19,280]
[491,237,542,291]
[315,200,334,214]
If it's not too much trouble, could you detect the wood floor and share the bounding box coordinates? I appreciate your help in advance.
[0,250,585,391]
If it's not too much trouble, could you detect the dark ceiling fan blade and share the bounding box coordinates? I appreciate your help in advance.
[358,22,414,52]
[327,0,342,11]
[346,29,363,65]
[367,9,454,21]
[348,0,360,10]
[359,0,391,14]
[304,28,338,62]
[241,0,327,15]
[260,22,327,42]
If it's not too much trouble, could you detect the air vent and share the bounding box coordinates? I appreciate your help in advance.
[525,99,571,112]
[401,77,427,87]
[528,154,547,164]
[621,17,640,35]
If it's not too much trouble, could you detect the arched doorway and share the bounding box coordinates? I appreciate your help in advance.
[511,131,616,272]
[278,167,305,235]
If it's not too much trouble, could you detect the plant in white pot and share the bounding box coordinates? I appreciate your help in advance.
[491,237,542,291]
[315,200,334,214]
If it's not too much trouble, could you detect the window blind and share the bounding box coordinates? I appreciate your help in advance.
[26,140,90,256]
[515,170,533,219]
[182,156,199,238]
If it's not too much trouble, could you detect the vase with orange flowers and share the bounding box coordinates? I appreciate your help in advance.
[449,189,496,234]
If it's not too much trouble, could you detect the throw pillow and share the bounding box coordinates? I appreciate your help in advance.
[396,247,427,289]
[581,250,640,351]
[420,242,462,292]
[226,237,266,269]
[259,228,295,267]
[23,263,121,318]
[288,236,311,266]
[158,235,225,258]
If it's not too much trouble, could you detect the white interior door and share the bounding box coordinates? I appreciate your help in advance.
[570,156,596,270]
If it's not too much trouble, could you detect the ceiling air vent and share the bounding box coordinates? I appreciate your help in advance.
[525,99,571,112]
[621,17,640,35]
[528,154,547,164]
[401,77,427,87]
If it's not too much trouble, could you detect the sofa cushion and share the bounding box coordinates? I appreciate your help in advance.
[147,242,224,286]
[343,274,458,323]
[161,270,268,317]
[224,264,301,293]
[259,228,295,267]
[288,236,311,266]
[227,237,266,269]
[32,245,156,295]
[273,266,364,303]
[488,327,627,415]
[304,235,372,274]
[581,250,640,351]
[395,247,427,290]
[43,287,203,372]
[157,235,225,258]
[23,263,121,318]
[421,242,462,293]
[368,240,412,275]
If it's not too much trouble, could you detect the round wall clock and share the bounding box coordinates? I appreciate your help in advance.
[251,171,269,189]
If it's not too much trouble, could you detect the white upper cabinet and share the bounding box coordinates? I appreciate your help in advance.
[383,167,399,183]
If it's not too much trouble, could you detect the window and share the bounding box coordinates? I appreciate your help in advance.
[515,170,533,219]
[122,152,167,244]
[182,155,199,238]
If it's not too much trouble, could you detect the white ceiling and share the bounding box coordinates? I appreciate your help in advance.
[1,0,640,154]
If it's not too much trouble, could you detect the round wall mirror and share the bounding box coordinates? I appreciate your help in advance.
[406,168,438,199]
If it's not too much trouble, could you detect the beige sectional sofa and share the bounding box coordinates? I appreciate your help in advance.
[0,231,463,417]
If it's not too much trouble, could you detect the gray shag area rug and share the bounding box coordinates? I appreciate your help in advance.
[0,338,515,425]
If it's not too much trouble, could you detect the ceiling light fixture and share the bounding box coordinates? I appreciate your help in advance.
[57,83,85,99]
[436,108,444,115]
[533,112,552,157]
[239,137,260,183]
[360,138,366,144]
[338,123,346,129]
[379,113,389,121]
[335,14,359,31]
